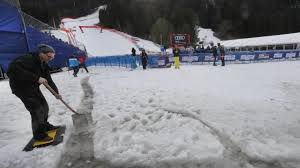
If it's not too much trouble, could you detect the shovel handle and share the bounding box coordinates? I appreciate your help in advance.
[43,83,79,114]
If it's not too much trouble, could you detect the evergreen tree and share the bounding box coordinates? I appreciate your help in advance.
[20,0,299,42]
[150,18,174,46]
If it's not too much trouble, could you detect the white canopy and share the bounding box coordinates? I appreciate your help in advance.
[221,32,300,48]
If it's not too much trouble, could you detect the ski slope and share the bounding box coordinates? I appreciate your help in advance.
[1,62,300,168]
[1,4,300,168]
[57,7,161,57]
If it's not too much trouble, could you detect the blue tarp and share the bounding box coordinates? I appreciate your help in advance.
[25,26,84,69]
[0,1,24,33]
[0,1,28,72]
[0,31,27,53]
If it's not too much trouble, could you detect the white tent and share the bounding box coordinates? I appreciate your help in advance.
[221,32,300,50]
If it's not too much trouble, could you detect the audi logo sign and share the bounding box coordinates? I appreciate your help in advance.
[170,34,190,46]
[174,36,185,40]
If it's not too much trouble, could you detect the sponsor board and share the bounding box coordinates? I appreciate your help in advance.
[240,54,255,61]
[258,53,270,59]
[285,52,296,58]
[168,57,174,62]
[204,55,214,61]
[182,56,199,62]
[157,60,165,65]
[224,55,236,61]
[170,34,190,46]
[273,53,283,59]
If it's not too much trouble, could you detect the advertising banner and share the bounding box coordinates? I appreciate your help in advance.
[273,53,283,59]
[170,34,190,47]
[285,52,297,58]
[240,54,255,61]
[224,55,236,61]
[258,53,271,59]
[181,56,199,62]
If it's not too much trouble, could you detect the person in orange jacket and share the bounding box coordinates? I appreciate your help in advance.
[77,55,89,73]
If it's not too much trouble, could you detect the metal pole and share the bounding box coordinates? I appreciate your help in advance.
[16,6,30,52]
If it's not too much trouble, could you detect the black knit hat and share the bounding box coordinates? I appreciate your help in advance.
[37,44,55,54]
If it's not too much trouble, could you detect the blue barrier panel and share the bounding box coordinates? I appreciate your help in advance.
[239,53,256,61]
[284,51,298,59]
[85,50,300,69]
[148,56,158,68]
[273,52,285,59]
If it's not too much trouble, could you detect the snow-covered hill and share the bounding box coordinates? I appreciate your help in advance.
[197,26,221,47]
[55,6,161,57]
[53,7,221,57]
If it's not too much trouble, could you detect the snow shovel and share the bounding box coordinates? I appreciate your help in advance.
[43,83,81,115]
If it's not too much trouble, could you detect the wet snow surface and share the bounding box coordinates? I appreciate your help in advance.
[1,62,300,168]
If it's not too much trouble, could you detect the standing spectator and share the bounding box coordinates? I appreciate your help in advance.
[77,54,89,73]
[141,49,148,70]
[205,45,211,52]
[7,44,61,141]
[211,43,218,66]
[218,43,225,66]
[131,48,137,70]
[131,48,136,56]
[68,54,79,77]
[173,45,180,69]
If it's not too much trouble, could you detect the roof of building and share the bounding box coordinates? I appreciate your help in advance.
[221,32,300,48]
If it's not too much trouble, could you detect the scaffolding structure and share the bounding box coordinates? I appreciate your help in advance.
[3,0,20,8]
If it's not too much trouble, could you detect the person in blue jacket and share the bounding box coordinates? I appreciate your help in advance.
[68,54,79,77]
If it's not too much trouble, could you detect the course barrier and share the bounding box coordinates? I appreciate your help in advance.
[86,50,300,68]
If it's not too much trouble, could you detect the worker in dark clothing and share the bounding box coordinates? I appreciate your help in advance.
[141,49,148,70]
[131,48,137,70]
[173,45,180,69]
[211,43,218,66]
[131,48,136,56]
[218,43,226,66]
[7,44,61,141]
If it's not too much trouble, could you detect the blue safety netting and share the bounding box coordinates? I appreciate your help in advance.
[0,0,85,72]
[26,26,84,69]
[0,1,24,33]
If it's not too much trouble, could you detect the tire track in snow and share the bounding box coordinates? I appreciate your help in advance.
[162,108,296,168]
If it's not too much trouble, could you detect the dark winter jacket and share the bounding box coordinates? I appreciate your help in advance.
[131,48,136,56]
[173,48,180,57]
[141,52,148,63]
[7,52,58,96]
[218,45,225,55]
[212,46,218,57]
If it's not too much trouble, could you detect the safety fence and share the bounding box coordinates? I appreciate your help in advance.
[86,56,142,68]
[86,50,300,68]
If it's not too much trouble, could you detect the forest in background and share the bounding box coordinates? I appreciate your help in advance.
[20,0,300,46]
